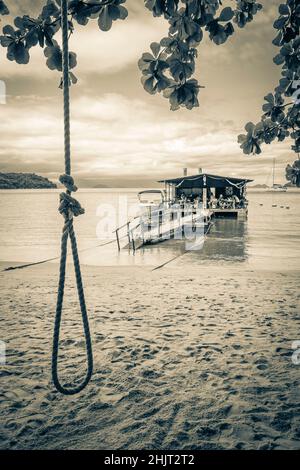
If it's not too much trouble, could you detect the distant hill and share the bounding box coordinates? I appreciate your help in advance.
[0,173,57,189]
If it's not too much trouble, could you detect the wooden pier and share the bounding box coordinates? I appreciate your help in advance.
[211,208,248,219]
[114,205,212,252]
[113,172,252,252]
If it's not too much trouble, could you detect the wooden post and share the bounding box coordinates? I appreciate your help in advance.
[203,187,207,209]
[148,206,152,233]
[127,222,131,246]
[158,210,162,238]
[131,231,136,252]
[116,229,121,252]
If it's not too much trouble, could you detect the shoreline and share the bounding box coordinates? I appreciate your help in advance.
[1,260,300,275]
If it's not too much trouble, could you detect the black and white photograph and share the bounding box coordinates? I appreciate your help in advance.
[0,0,299,455]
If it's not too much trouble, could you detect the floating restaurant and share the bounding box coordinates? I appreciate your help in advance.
[159,171,252,219]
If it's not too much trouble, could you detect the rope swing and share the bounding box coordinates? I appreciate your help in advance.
[52,0,93,395]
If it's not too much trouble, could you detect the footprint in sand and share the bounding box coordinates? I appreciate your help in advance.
[140,369,161,379]
[254,357,269,370]
[196,426,218,438]
[271,412,292,432]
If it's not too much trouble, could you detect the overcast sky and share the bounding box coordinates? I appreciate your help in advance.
[0,0,292,186]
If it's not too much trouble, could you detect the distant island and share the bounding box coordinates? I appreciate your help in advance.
[0,173,57,189]
[250,184,269,189]
[250,183,292,189]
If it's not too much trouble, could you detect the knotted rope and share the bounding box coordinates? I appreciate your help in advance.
[52,0,93,395]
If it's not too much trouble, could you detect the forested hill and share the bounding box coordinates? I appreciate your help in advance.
[0,173,57,189]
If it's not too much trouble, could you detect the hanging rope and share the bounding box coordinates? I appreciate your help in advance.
[52,0,93,395]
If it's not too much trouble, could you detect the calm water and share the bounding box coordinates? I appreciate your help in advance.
[0,189,299,270]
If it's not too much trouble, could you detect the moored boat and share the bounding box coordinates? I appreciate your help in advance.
[268,158,288,192]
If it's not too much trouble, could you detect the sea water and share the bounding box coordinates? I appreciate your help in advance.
[0,188,299,270]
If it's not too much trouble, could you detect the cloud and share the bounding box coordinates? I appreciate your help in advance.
[0,0,293,186]
[0,1,166,79]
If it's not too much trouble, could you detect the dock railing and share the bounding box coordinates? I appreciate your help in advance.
[113,216,141,252]
[113,202,209,252]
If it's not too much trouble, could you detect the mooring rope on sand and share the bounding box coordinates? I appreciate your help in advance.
[152,252,187,271]
[51,0,93,395]
[152,220,213,271]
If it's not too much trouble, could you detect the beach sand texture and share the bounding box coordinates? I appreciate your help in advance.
[0,263,299,450]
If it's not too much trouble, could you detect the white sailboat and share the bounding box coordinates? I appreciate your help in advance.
[268,158,287,192]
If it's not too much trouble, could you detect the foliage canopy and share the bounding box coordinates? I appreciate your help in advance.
[0,0,262,110]
[238,1,300,186]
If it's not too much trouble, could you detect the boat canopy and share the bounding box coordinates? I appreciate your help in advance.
[158,173,253,189]
[138,189,165,204]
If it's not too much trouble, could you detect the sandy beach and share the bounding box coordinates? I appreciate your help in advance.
[0,262,299,450]
[1,0,300,456]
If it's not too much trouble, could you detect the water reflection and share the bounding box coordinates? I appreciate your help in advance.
[138,218,248,266]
